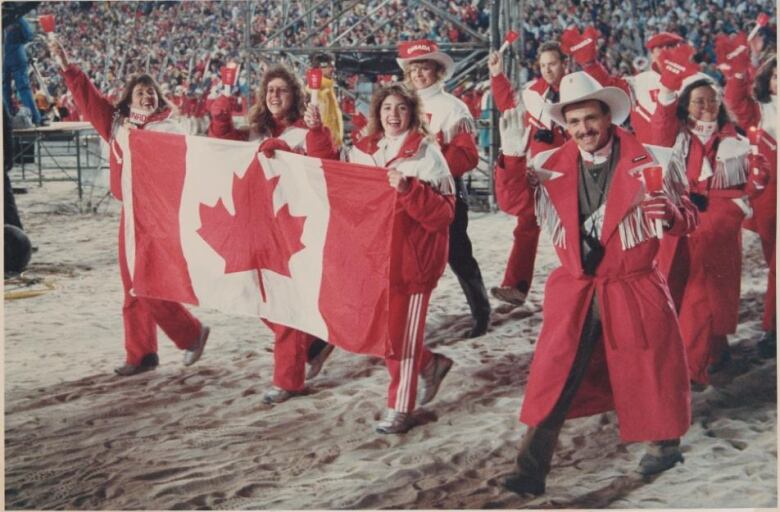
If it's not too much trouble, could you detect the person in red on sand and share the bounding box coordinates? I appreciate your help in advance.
[48,37,210,377]
[722,55,777,358]
[208,64,339,405]
[651,69,771,385]
[488,43,569,306]
[396,40,491,339]
[347,84,455,434]
[498,71,697,495]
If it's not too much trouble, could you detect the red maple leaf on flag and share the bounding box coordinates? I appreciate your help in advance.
[197,157,306,302]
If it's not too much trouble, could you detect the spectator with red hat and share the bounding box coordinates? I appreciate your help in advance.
[488,42,570,306]
[397,39,491,339]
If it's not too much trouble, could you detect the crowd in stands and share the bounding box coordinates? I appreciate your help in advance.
[11,0,775,127]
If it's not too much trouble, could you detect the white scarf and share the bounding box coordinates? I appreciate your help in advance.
[689,117,717,144]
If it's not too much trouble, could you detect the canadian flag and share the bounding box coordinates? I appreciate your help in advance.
[117,128,396,356]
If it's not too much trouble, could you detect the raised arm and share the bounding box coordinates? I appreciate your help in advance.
[50,37,115,141]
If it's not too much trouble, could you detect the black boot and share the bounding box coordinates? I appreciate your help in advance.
[758,330,776,359]
[458,274,491,338]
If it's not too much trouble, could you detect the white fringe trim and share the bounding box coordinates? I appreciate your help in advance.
[711,154,749,189]
[534,184,566,249]
[441,117,476,144]
[619,204,660,250]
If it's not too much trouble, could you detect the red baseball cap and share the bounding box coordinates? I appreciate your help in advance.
[645,32,685,50]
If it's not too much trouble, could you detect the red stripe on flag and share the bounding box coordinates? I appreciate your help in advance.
[319,160,396,357]
[129,130,198,305]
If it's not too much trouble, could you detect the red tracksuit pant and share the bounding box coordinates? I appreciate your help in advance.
[385,291,434,413]
[118,211,202,365]
[501,202,540,292]
[267,320,315,392]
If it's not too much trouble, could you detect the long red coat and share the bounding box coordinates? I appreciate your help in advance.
[506,128,694,442]
[651,99,752,382]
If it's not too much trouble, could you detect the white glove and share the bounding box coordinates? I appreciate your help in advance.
[499,106,526,157]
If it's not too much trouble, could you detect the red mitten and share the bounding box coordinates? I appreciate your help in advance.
[715,32,749,76]
[259,137,291,158]
[658,44,699,90]
[560,26,600,65]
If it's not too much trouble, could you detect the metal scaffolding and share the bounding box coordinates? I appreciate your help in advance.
[243,0,514,210]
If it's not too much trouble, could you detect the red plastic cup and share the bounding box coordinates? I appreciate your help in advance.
[642,165,664,193]
[306,68,323,90]
[757,13,770,27]
[748,126,760,145]
[220,63,238,86]
[39,14,55,33]
[505,30,519,44]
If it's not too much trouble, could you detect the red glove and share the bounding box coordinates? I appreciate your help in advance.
[641,194,682,226]
[259,137,291,158]
[715,32,750,76]
[746,153,771,198]
[658,44,699,91]
[209,95,233,122]
[560,26,600,65]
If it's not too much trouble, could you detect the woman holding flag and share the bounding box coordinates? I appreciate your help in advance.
[208,63,339,405]
[48,37,210,377]
[651,59,770,385]
[347,83,455,434]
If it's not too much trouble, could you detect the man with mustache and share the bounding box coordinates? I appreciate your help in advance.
[495,71,697,495]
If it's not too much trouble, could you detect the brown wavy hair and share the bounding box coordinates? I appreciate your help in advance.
[753,56,776,104]
[366,83,430,138]
[115,73,171,118]
[247,64,306,135]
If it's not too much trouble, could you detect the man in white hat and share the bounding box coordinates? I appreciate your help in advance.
[397,39,491,339]
[495,71,698,495]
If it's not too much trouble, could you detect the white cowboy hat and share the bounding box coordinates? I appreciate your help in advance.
[546,71,631,127]
[396,39,455,80]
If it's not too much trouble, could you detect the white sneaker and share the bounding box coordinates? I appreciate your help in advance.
[262,386,299,405]
[418,353,453,405]
[183,325,210,366]
[375,408,413,434]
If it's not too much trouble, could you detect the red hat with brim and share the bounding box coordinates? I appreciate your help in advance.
[396,40,455,80]
[645,32,685,50]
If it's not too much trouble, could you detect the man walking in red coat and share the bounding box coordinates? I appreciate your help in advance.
[496,71,696,495]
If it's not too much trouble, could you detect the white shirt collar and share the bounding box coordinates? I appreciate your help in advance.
[578,135,614,165]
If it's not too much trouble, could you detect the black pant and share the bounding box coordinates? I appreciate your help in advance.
[448,180,490,321]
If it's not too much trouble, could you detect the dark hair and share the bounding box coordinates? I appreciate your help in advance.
[537,41,567,62]
[115,73,170,118]
[753,56,776,104]
[676,78,730,129]
[247,64,306,135]
[561,99,610,121]
[311,53,334,68]
[366,83,430,138]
